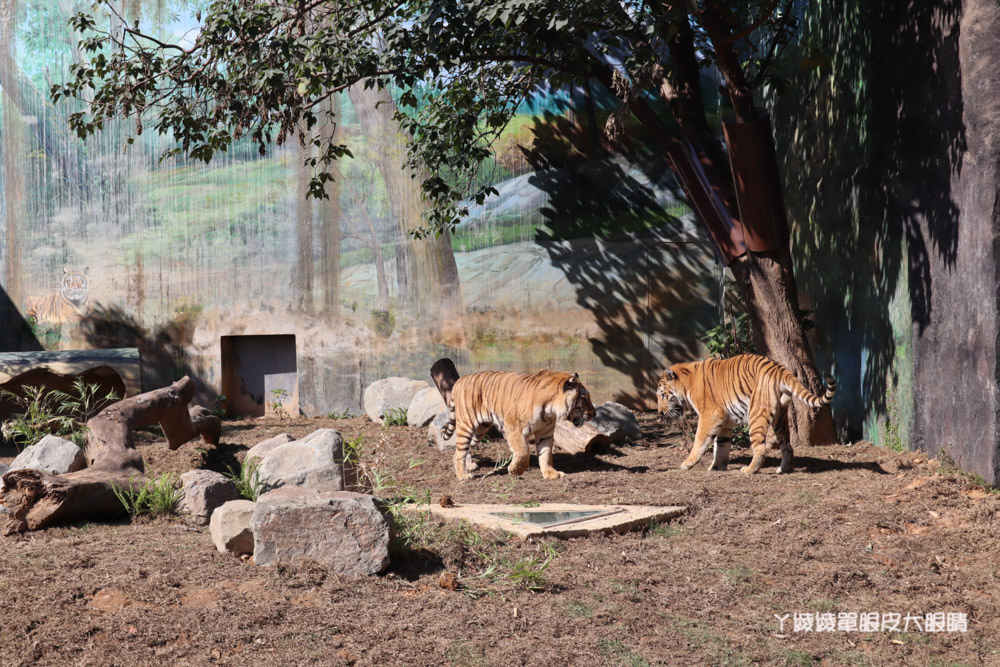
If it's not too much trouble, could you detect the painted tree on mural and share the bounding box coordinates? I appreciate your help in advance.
[54,0,833,443]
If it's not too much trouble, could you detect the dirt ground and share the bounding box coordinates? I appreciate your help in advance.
[1,411,998,666]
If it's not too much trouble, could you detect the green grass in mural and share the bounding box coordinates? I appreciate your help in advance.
[127,156,292,256]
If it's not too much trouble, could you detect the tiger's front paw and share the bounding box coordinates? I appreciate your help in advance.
[739,465,756,475]
[678,461,693,471]
[541,469,566,480]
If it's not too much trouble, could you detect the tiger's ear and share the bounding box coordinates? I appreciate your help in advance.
[563,373,580,391]
[663,369,677,381]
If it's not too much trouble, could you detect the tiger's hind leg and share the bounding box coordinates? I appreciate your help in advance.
[536,437,565,479]
[452,424,479,481]
[740,404,771,475]
[770,408,793,473]
[710,429,733,471]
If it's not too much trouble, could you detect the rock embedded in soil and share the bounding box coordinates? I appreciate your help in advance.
[250,487,391,575]
[255,428,357,492]
[210,499,256,555]
[180,469,239,525]
[406,387,446,427]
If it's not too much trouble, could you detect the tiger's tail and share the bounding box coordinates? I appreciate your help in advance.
[430,358,460,438]
[783,370,837,409]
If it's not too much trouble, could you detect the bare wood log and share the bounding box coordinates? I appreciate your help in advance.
[1,376,219,534]
[552,420,612,456]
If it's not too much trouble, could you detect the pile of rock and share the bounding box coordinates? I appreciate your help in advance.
[185,427,391,577]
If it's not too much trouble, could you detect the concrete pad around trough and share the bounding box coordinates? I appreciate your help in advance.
[417,502,686,539]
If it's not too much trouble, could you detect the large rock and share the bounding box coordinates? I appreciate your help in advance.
[407,387,446,427]
[1,435,86,491]
[591,402,643,444]
[180,469,239,525]
[210,499,256,555]
[256,428,356,493]
[363,377,429,423]
[251,487,391,575]
[245,433,296,464]
[427,411,455,452]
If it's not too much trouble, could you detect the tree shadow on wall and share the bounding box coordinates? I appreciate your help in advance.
[772,0,964,438]
[76,304,212,401]
[524,105,719,408]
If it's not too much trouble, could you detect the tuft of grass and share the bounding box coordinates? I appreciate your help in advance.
[226,457,264,501]
[382,407,408,426]
[328,408,354,420]
[1,378,119,450]
[113,473,183,518]
[597,638,650,667]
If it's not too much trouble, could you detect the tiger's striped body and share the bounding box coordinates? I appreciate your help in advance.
[431,360,596,480]
[657,354,836,474]
[24,267,90,325]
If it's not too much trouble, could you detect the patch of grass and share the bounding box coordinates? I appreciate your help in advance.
[597,638,650,667]
[113,473,183,518]
[783,649,816,667]
[565,599,595,618]
[328,408,354,420]
[647,520,681,538]
[1,378,120,450]
[225,457,264,501]
[269,388,290,419]
[382,407,408,426]
[807,598,837,614]
[445,642,489,666]
[721,566,755,585]
[938,451,1000,494]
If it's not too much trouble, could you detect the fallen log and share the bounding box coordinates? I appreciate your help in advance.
[1,376,219,535]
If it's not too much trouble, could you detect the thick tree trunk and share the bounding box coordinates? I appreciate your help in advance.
[730,253,837,446]
[348,84,463,315]
[1,376,219,534]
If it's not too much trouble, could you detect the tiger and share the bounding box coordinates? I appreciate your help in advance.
[430,358,596,480]
[656,353,836,475]
[24,267,90,325]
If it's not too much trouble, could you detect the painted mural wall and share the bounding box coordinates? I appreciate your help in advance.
[0,1,721,416]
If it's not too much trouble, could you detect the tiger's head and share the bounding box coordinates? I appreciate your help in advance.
[60,267,89,307]
[562,373,596,426]
[656,366,689,421]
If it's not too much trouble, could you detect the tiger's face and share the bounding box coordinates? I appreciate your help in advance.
[60,268,89,306]
[563,374,596,426]
[656,369,686,421]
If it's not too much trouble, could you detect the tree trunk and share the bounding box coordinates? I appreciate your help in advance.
[1,376,220,534]
[318,95,342,317]
[730,253,837,446]
[0,0,25,307]
[348,84,462,315]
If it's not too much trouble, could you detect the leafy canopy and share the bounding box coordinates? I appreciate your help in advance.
[53,0,799,236]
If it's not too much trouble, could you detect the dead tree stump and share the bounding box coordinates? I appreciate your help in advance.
[1,376,219,535]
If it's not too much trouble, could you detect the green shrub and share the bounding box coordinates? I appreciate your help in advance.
[226,457,265,501]
[113,473,183,517]
[0,378,120,450]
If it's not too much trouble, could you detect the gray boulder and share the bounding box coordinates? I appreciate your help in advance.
[245,433,296,465]
[407,387,446,427]
[256,428,356,493]
[180,469,240,525]
[251,487,391,575]
[427,411,455,452]
[210,499,256,555]
[1,435,86,491]
[592,402,643,444]
[363,377,429,423]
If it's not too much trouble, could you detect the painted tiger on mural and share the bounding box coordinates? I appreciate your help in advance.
[24,267,90,325]
[430,358,596,480]
[657,353,836,474]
